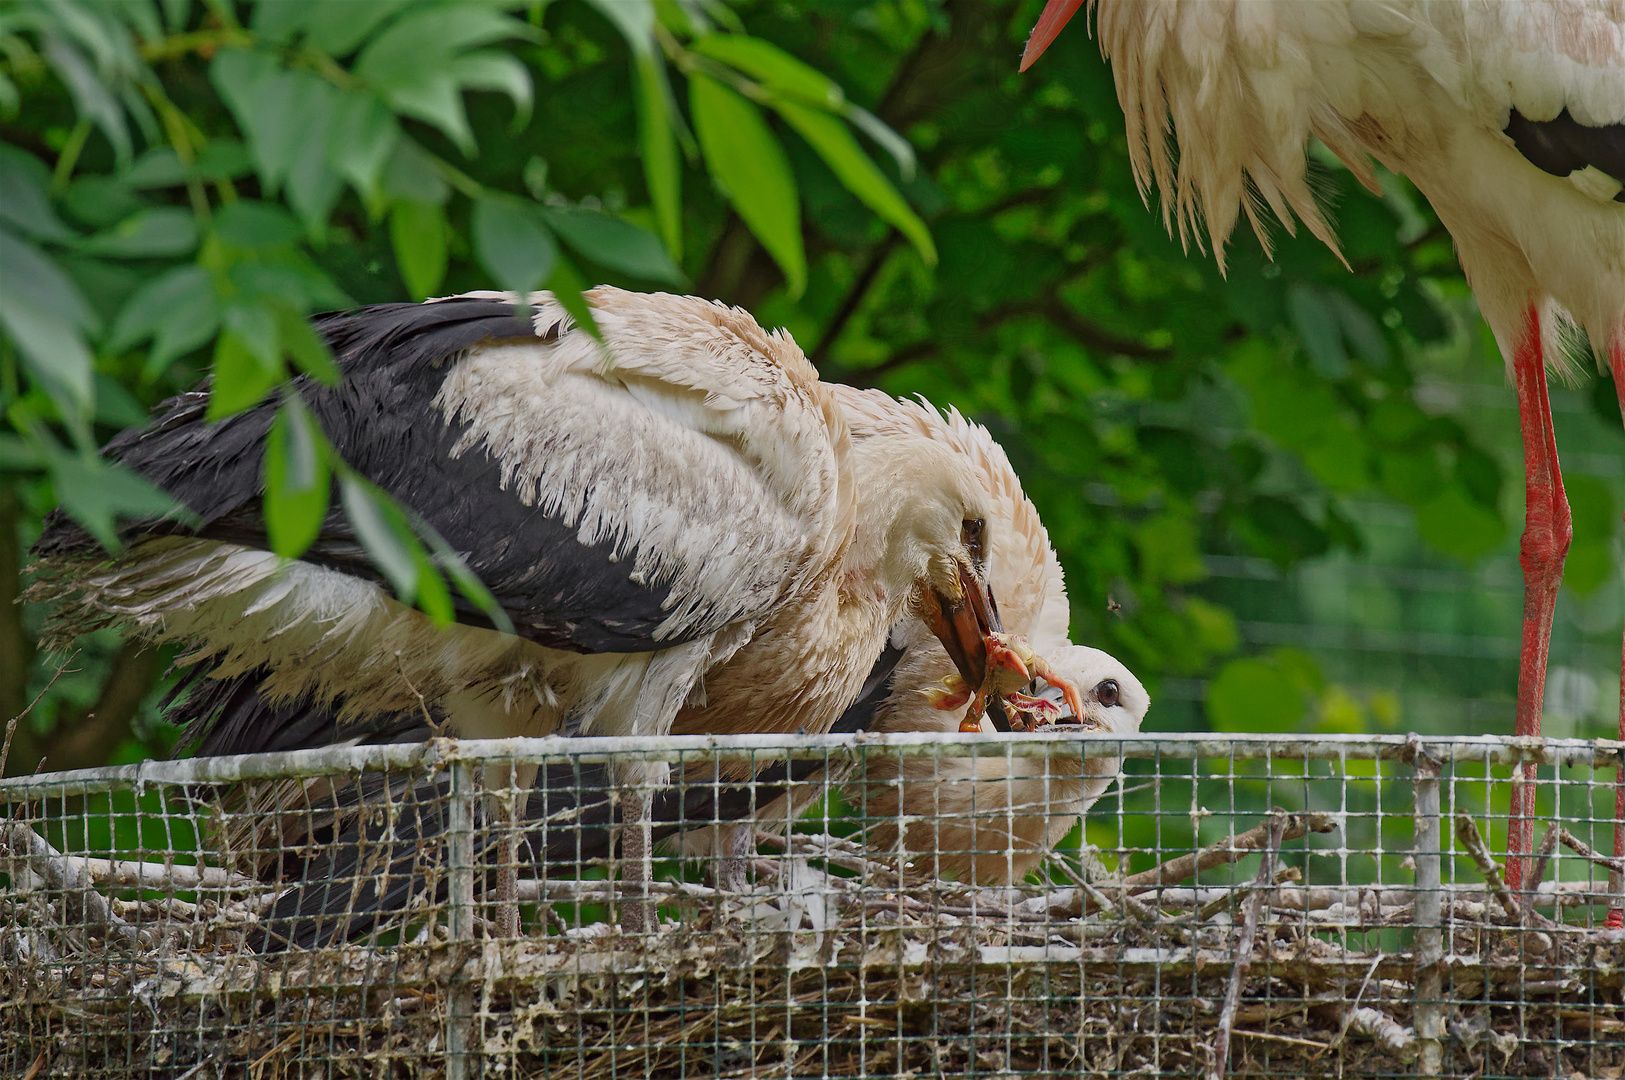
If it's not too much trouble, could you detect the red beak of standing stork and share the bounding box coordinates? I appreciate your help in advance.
[1020,0,1625,910]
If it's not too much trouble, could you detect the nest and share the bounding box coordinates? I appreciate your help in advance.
[5,810,1625,1079]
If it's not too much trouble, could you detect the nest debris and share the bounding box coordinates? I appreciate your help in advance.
[3,813,1625,1079]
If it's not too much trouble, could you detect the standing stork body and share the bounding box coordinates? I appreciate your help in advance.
[1022,0,1625,895]
[31,288,1025,939]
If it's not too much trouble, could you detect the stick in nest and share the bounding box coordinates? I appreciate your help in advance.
[0,821,146,947]
[1209,811,1287,1080]
[1126,811,1336,892]
[1049,811,1335,918]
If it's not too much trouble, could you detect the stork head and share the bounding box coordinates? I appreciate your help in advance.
[1025,644,1149,736]
[852,435,1008,723]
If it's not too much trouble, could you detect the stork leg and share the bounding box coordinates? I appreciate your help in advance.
[492,763,521,939]
[1609,338,1625,929]
[613,761,659,935]
[1506,306,1572,893]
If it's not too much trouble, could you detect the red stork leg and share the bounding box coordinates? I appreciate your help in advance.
[1609,336,1625,929]
[1506,305,1572,893]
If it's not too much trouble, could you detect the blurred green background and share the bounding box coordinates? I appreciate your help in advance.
[1,0,1621,785]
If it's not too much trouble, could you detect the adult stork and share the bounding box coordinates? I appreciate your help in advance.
[31,288,1033,936]
[1021,0,1625,894]
[835,388,1149,885]
[531,386,1146,888]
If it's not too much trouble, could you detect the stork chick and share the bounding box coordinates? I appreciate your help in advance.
[858,644,1149,886]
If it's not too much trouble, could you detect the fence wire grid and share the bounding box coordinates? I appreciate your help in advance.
[3,731,1624,1080]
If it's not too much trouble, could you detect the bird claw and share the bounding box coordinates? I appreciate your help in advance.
[946,632,1088,734]
[924,673,972,711]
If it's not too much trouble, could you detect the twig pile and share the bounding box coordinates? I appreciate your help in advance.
[3,814,1624,1079]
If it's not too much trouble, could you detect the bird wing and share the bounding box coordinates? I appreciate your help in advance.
[1084,0,1625,267]
[38,290,848,655]
[1456,2,1625,128]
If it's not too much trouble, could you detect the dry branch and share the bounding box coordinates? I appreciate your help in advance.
[1211,812,1287,1080]
[1126,811,1336,891]
[0,823,145,946]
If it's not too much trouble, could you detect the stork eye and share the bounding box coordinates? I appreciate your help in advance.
[1094,679,1120,708]
[961,518,986,565]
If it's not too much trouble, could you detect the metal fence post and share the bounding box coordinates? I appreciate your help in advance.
[447,758,477,1080]
[1410,741,1443,1077]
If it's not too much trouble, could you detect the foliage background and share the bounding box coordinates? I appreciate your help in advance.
[1,0,1621,794]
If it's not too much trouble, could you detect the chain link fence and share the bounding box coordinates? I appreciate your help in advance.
[3,732,1623,1078]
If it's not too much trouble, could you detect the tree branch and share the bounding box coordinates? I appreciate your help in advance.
[41,643,162,774]
[810,234,901,367]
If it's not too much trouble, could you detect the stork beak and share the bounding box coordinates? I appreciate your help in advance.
[1019,0,1084,72]
[920,564,1015,733]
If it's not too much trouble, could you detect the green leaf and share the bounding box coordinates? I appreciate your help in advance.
[690,34,841,108]
[107,264,220,372]
[0,232,95,417]
[282,78,344,232]
[1287,284,1348,378]
[1565,474,1617,543]
[122,146,189,188]
[275,306,338,383]
[1206,657,1305,733]
[189,139,254,182]
[844,105,917,182]
[43,449,191,552]
[339,472,420,604]
[42,37,132,163]
[354,6,534,154]
[473,196,557,295]
[207,329,284,420]
[633,54,681,260]
[326,91,400,203]
[264,396,331,558]
[211,50,306,194]
[689,73,804,297]
[586,0,656,57]
[339,473,453,623]
[254,0,413,57]
[390,200,448,300]
[1133,508,1206,585]
[213,200,303,248]
[0,143,73,241]
[539,205,683,284]
[224,301,280,373]
[1561,475,1618,598]
[381,137,450,205]
[78,207,198,259]
[546,256,601,341]
[772,99,936,266]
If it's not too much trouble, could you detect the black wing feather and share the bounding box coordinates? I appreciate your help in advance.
[38,297,714,654]
[1505,108,1625,202]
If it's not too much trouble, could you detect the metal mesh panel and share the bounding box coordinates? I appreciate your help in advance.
[3,733,1622,1078]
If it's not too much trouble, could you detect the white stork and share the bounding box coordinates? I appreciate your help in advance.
[1021,0,1625,896]
[32,287,1043,939]
[834,388,1148,885]
[629,388,1147,886]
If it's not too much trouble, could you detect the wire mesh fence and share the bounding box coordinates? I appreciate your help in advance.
[3,731,1623,1079]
